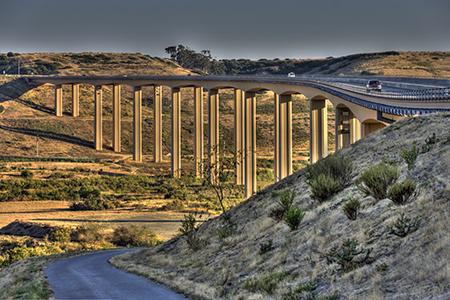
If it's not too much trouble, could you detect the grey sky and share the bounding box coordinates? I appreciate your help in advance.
[0,0,449,59]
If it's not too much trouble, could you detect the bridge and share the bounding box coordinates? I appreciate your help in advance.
[26,75,450,198]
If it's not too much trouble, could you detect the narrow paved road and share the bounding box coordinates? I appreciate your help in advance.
[45,249,187,300]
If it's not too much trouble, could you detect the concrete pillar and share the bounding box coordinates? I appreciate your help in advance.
[361,121,386,138]
[94,85,103,151]
[234,88,245,185]
[171,88,181,178]
[71,84,79,117]
[55,84,63,117]
[208,89,220,183]
[112,84,121,152]
[153,86,163,162]
[310,99,328,163]
[275,94,293,181]
[335,107,350,151]
[133,86,143,162]
[244,91,257,198]
[349,113,361,144]
[194,87,204,178]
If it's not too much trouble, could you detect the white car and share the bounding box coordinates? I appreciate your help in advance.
[366,80,382,92]
[287,72,296,78]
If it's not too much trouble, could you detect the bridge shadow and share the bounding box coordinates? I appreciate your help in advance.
[14,98,55,115]
[0,125,94,148]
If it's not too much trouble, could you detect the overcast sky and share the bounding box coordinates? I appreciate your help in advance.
[0,0,449,59]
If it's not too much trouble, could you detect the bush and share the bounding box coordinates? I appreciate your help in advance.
[307,155,353,201]
[309,174,343,202]
[49,227,72,243]
[69,190,119,211]
[20,170,33,179]
[244,272,288,294]
[112,225,161,247]
[359,163,399,200]
[387,180,416,205]
[259,240,273,255]
[306,155,353,186]
[389,213,421,237]
[179,213,205,251]
[400,144,419,170]
[325,239,372,272]
[270,189,295,220]
[342,198,361,220]
[71,224,107,243]
[283,207,305,230]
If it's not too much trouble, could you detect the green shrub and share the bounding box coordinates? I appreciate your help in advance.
[71,224,107,243]
[244,271,288,294]
[259,240,273,255]
[112,225,161,247]
[325,239,372,272]
[69,191,119,211]
[342,198,361,220]
[309,174,343,202]
[48,227,72,243]
[400,144,419,170]
[359,163,399,200]
[283,207,305,230]
[389,213,421,237]
[421,133,438,153]
[306,155,353,201]
[306,155,353,186]
[179,213,205,251]
[270,189,295,220]
[387,180,416,205]
[20,170,33,179]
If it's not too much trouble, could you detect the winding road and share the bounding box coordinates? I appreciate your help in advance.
[45,249,187,300]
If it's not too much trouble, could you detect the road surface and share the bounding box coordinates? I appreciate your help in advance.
[45,249,187,300]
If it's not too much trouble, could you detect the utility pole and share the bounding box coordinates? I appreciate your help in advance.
[18,59,20,76]
[35,134,39,157]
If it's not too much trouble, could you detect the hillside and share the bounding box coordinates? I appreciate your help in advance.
[112,113,450,299]
[164,46,450,78]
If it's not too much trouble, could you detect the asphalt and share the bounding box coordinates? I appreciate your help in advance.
[45,249,187,300]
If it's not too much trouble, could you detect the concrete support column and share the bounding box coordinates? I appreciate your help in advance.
[133,86,143,162]
[208,89,220,183]
[94,85,103,151]
[112,84,121,152]
[244,91,257,198]
[55,84,63,117]
[71,84,80,117]
[194,87,204,178]
[153,86,163,162]
[349,113,361,144]
[234,88,245,185]
[310,99,328,163]
[335,107,350,151]
[171,88,181,178]
[275,94,293,181]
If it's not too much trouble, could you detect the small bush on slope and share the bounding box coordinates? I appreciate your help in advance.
[306,155,353,201]
[270,189,295,220]
[359,163,399,200]
[283,207,305,230]
[388,179,416,205]
[400,144,419,170]
[325,239,372,272]
[244,271,288,294]
[342,198,361,220]
[179,213,206,251]
[389,213,421,237]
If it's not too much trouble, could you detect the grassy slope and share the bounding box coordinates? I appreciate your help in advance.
[112,113,450,299]
[303,51,450,78]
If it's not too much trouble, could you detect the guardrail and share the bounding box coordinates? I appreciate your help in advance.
[325,81,450,101]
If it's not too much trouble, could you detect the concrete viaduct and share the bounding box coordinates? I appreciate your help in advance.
[27,75,450,198]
